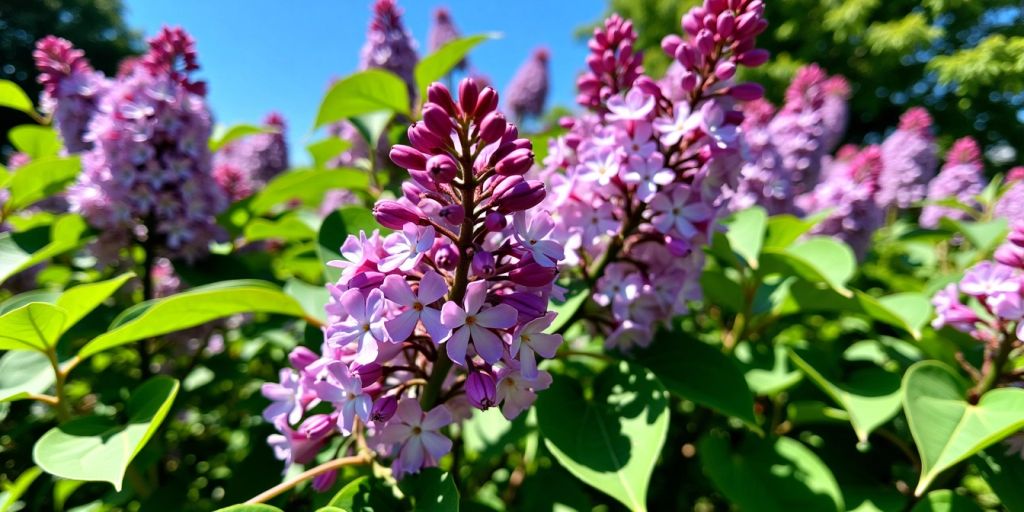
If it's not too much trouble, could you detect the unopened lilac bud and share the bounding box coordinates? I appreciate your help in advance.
[374,200,423,229]
[434,243,459,270]
[289,346,318,371]
[715,61,736,80]
[390,144,428,171]
[439,204,465,225]
[666,236,693,257]
[501,292,547,321]
[1009,224,1024,248]
[995,243,1024,270]
[680,71,698,92]
[474,87,499,119]
[708,0,728,14]
[737,49,770,67]
[298,413,335,438]
[495,179,545,213]
[495,148,535,176]
[634,76,663,98]
[313,470,338,492]
[510,261,557,287]
[408,122,445,152]
[466,369,497,410]
[422,104,454,137]
[426,153,459,182]
[348,271,386,293]
[479,112,507,144]
[428,83,458,116]
[370,395,398,423]
[484,211,507,231]
[662,34,683,58]
[717,11,735,37]
[459,78,480,115]
[695,29,715,56]
[353,362,382,386]
[682,13,701,36]
[728,82,764,100]
[472,250,496,276]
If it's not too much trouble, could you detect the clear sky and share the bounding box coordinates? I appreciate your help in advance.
[123,0,607,165]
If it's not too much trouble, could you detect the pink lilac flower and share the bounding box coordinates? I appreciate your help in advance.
[495,366,552,420]
[513,211,564,267]
[653,102,701,147]
[802,145,885,260]
[441,281,519,365]
[505,48,549,122]
[920,137,984,228]
[326,288,388,364]
[261,369,305,427]
[378,399,453,477]
[360,0,419,98]
[623,153,675,200]
[381,271,448,341]
[577,14,644,111]
[312,362,372,435]
[213,112,289,201]
[607,89,655,122]
[428,8,465,70]
[33,36,109,153]
[381,223,435,272]
[878,107,938,210]
[649,185,711,237]
[995,167,1024,222]
[511,312,561,379]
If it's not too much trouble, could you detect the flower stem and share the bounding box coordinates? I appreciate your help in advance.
[46,347,71,422]
[244,454,371,504]
[972,333,1015,400]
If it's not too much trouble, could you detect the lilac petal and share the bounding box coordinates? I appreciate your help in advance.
[532,240,564,266]
[354,394,373,423]
[440,301,467,328]
[420,430,453,460]
[529,333,562,359]
[340,289,367,322]
[445,326,470,365]
[396,398,423,424]
[366,289,386,320]
[399,435,425,471]
[385,309,420,342]
[418,270,449,304]
[474,304,518,329]
[378,422,413,444]
[421,405,453,430]
[354,334,379,365]
[470,325,504,364]
[378,252,407,272]
[519,346,538,379]
[261,382,291,402]
[420,307,448,341]
[381,275,416,306]
[464,280,488,315]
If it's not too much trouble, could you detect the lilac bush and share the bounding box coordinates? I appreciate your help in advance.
[920,136,984,228]
[214,112,289,201]
[504,48,550,122]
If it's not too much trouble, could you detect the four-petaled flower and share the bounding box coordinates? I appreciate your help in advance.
[382,270,449,341]
[622,153,674,200]
[261,368,305,428]
[511,312,562,379]
[440,281,518,364]
[327,288,388,364]
[312,362,372,435]
[381,223,435,272]
[378,399,454,477]
[513,211,564,268]
[606,88,654,122]
[653,102,701,147]
[495,367,552,420]
[649,185,711,238]
[580,149,621,186]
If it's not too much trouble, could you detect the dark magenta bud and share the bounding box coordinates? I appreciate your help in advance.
[288,346,318,371]
[474,87,499,119]
[390,144,428,171]
[312,470,338,493]
[479,111,508,144]
[472,250,496,277]
[458,78,480,116]
[422,104,454,137]
[374,200,423,229]
[439,204,465,225]
[495,148,535,176]
[737,49,770,67]
[728,82,765,100]
[426,153,459,182]
[495,179,545,213]
[434,243,459,270]
[408,122,446,152]
[370,396,398,423]
[466,370,497,410]
[509,261,557,287]
[298,413,335,438]
[348,271,386,292]
[353,362,382,386]
[501,291,547,321]
[484,211,507,231]
[427,82,458,116]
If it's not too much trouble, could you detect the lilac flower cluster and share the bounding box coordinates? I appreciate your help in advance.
[213,112,289,201]
[33,36,110,153]
[995,167,1024,222]
[877,107,938,210]
[731,65,850,214]
[263,78,564,479]
[428,8,465,70]
[920,137,984,228]
[934,224,1024,346]
[360,0,419,97]
[537,1,768,350]
[504,48,550,122]
[576,14,643,112]
[54,27,227,261]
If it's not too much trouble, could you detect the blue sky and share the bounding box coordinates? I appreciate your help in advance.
[123,0,606,165]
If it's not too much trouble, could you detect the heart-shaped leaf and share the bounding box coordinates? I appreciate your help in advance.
[723,206,767,269]
[635,331,759,431]
[788,349,902,443]
[536,361,669,511]
[326,474,402,510]
[0,302,66,351]
[0,351,54,402]
[9,126,61,159]
[78,280,307,358]
[397,468,459,512]
[0,80,35,115]
[5,156,80,212]
[55,273,135,336]
[699,433,844,511]
[735,342,803,395]
[763,213,822,250]
[761,237,856,296]
[249,168,369,215]
[307,137,353,168]
[33,376,179,491]
[314,69,410,128]
[902,361,1024,495]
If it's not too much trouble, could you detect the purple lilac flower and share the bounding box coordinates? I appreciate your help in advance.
[932,258,1024,345]
[213,112,289,201]
[995,167,1024,222]
[263,78,564,479]
[360,0,419,99]
[428,7,465,70]
[504,48,549,122]
[63,27,227,261]
[577,14,644,112]
[920,137,984,228]
[33,36,109,153]
[878,107,938,210]
[802,145,886,259]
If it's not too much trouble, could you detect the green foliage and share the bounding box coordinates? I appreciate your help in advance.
[9,125,61,158]
[209,123,275,152]
[248,168,369,215]
[397,469,460,512]
[0,214,89,286]
[0,80,35,117]
[314,69,410,128]
[0,351,53,402]
[414,34,496,100]
[4,156,81,212]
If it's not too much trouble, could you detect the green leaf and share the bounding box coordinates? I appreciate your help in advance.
[876,292,933,339]
[635,331,759,431]
[326,474,402,510]
[0,351,55,402]
[314,70,410,129]
[209,123,274,152]
[9,125,61,158]
[0,80,35,115]
[78,280,307,359]
[761,237,856,296]
[398,468,459,512]
[536,361,669,511]
[902,361,1024,496]
[909,489,982,511]
[0,466,42,512]
[213,505,285,512]
[249,168,369,215]
[763,214,820,250]
[318,207,379,282]
[55,273,134,336]
[699,433,844,511]
[283,278,329,325]
[244,213,318,242]
[787,349,902,443]
[0,214,89,286]
[546,285,589,334]
[783,282,930,340]
[975,448,1024,511]
[5,156,80,212]
[723,206,767,268]
[735,342,803,395]
[33,376,179,491]
[307,137,353,168]
[0,302,66,351]
[939,217,1008,253]
[414,34,495,99]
